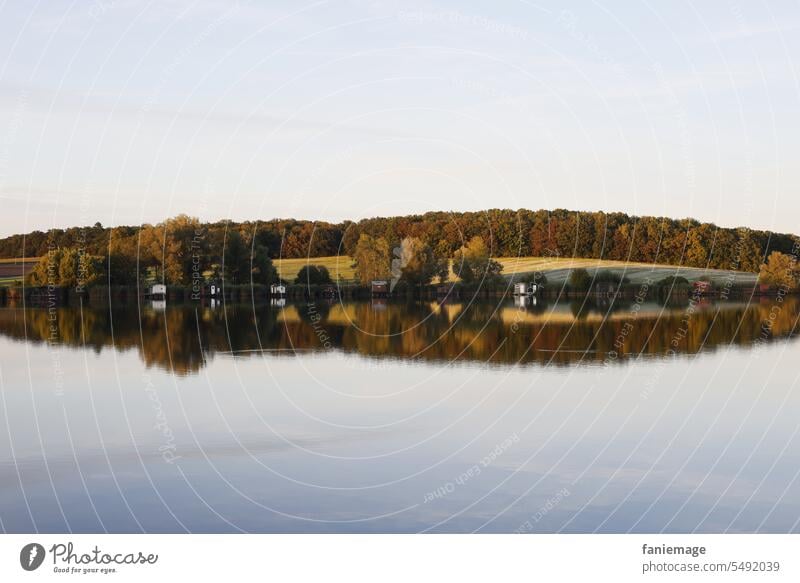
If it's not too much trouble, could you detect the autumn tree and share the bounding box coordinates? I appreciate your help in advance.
[397,237,445,287]
[759,251,799,289]
[352,234,390,284]
[26,249,63,287]
[26,248,103,289]
[4,209,798,279]
[452,236,504,283]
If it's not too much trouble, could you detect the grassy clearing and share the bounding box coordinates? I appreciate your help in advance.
[274,256,358,282]
[497,257,757,285]
[0,254,756,287]
[274,255,757,286]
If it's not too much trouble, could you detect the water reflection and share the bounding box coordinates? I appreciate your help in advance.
[0,297,796,376]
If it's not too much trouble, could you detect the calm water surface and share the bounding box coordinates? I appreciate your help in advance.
[0,296,799,532]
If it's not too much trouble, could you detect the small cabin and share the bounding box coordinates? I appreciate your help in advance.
[513,282,538,296]
[270,283,286,298]
[321,284,338,299]
[149,284,166,300]
[371,280,389,297]
[207,284,219,297]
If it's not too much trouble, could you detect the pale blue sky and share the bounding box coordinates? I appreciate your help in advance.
[0,0,798,236]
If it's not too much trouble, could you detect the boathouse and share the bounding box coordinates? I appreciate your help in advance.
[371,280,389,297]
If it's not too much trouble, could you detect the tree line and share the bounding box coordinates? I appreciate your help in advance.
[5,209,799,288]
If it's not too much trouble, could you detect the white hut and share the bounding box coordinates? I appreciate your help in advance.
[270,283,286,298]
[513,282,538,296]
[150,283,166,300]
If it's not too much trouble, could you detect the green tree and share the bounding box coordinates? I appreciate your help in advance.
[223,228,249,284]
[568,268,591,291]
[397,237,444,287]
[251,245,278,286]
[295,265,332,285]
[452,236,504,283]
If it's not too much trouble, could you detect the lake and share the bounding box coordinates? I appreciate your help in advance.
[0,295,798,533]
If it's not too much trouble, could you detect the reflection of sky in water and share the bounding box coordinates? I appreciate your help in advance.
[1,316,799,533]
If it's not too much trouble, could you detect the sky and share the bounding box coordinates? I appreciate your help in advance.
[0,0,798,237]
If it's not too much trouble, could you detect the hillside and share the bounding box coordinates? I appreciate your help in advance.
[274,255,757,286]
[0,209,796,277]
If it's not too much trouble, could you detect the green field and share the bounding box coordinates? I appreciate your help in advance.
[274,256,757,285]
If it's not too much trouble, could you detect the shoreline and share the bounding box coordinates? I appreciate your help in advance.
[0,281,789,308]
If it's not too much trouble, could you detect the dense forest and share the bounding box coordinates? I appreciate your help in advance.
[2,209,797,284]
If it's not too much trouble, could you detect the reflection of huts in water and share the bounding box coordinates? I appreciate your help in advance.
[513,282,539,296]
[270,283,286,298]
[147,284,167,300]
[514,294,538,309]
[371,298,387,311]
[371,280,389,297]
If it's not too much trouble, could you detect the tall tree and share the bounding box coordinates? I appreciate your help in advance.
[295,265,332,285]
[398,237,444,286]
[759,251,799,289]
[223,228,249,284]
[452,236,504,283]
[352,234,390,284]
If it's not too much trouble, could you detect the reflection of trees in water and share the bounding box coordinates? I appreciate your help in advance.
[0,298,797,375]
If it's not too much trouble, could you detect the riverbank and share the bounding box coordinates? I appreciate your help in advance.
[0,280,790,307]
